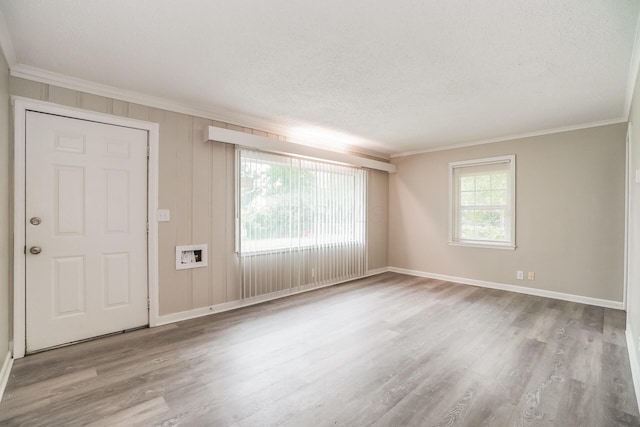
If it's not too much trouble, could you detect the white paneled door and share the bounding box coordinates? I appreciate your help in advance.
[25,111,149,352]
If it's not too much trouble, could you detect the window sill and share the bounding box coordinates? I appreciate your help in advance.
[448,241,516,250]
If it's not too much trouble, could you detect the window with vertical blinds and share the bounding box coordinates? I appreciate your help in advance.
[238,148,367,298]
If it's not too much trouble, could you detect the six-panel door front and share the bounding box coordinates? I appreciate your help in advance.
[25,111,149,352]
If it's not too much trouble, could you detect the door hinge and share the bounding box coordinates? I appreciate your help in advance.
[24,245,26,255]
[146,145,150,157]
[147,298,150,310]
[146,222,149,233]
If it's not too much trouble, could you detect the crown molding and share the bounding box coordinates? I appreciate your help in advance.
[390,117,627,158]
[0,8,16,67]
[624,11,640,119]
[9,63,391,160]
[9,63,632,161]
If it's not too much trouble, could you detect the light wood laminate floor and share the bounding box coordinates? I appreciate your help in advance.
[0,272,638,426]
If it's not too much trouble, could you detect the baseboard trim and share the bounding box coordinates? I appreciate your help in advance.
[626,325,640,412]
[364,267,389,276]
[155,269,389,326]
[388,267,624,309]
[0,351,13,402]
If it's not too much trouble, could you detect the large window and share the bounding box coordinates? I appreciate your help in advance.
[449,155,515,249]
[238,149,367,253]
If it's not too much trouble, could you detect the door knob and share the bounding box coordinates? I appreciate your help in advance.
[29,246,42,255]
[30,217,41,225]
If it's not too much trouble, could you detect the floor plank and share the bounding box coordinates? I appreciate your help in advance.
[0,272,637,426]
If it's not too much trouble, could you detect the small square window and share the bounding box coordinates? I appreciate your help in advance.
[449,155,516,249]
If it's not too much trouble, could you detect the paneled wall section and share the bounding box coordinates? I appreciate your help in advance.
[10,77,389,316]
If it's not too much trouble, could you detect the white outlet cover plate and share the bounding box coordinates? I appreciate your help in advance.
[156,209,170,221]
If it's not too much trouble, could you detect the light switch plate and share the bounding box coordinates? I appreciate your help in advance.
[156,209,170,222]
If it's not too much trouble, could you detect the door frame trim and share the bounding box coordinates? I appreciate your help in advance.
[12,97,160,358]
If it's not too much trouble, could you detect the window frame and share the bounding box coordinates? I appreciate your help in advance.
[448,155,516,250]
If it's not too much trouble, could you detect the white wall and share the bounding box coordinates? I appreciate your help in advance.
[0,45,10,360]
[626,65,640,388]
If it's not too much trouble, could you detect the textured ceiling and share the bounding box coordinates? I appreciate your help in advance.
[0,0,639,155]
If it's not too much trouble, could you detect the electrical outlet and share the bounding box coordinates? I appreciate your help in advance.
[516,271,524,280]
[527,272,535,280]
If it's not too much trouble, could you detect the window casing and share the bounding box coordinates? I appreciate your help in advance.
[449,155,516,249]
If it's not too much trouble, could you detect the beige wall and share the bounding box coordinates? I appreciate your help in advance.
[389,123,627,302]
[627,68,640,374]
[9,77,389,316]
[0,47,9,359]
[368,169,389,270]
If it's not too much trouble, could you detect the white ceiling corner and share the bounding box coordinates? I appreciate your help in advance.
[0,7,16,67]
[389,117,628,158]
[0,0,638,156]
[624,9,640,119]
